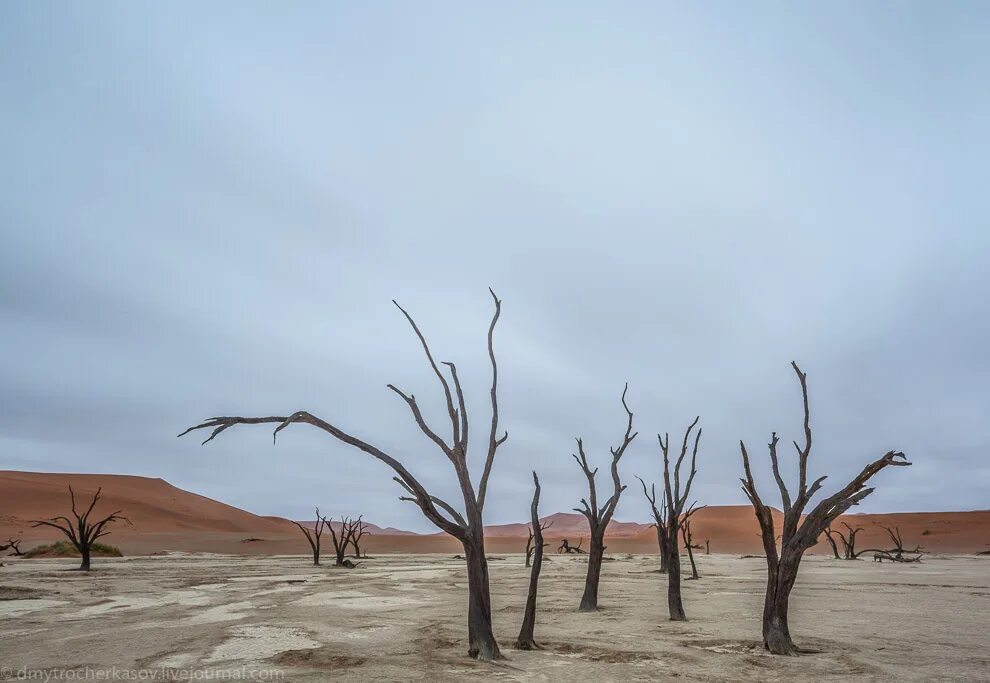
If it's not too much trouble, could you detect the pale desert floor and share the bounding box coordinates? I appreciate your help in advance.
[1,552,988,682]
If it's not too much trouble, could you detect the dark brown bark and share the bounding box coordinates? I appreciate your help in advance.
[516,472,545,650]
[31,486,129,571]
[651,417,704,620]
[637,476,669,574]
[823,527,841,559]
[179,290,506,660]
[347,516,370,558]
[291,507,325,565]
[571,386,637,611]
[0,538,23,556]
[557,538,586,554]
[739,361,911,654]
[682,520,701,580]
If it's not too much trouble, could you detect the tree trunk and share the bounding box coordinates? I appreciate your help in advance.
[656,527,668,573]
[79,546,91,571]
[579,532,605,611]
[762,556,800,654]
[516,540,543,649]
[666,535,686,620]
[312,546,320,566]
[685,541,699,579]
[463,539,501,660]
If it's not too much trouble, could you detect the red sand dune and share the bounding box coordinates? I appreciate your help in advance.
[2,470,987,557]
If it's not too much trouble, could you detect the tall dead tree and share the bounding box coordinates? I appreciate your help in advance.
[658,417,702,620]
[516,472,546,650]
[180,290,507,660]
[636,476,669,573]
[291,508,326,566]
[31,486,129,571]
[571,386,637,611]
[525,518,552,568]
[739,361,911,654]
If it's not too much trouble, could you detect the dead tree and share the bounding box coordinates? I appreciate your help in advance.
[739,361,910,654]
[681,514,704,580]
[834,522,864,559]
[0,538,23,556]
[30,486,129,571]
[180,290,507,660]
[658,417,702,620]
[705,540,710,555]
[347,516,370,558]
[325,516,359,567]
[823,527,841,559]
[874,525,924,562]
[525,519,552,568]
[516,472,546,650]
[571,386,637,611]
[557,538,586,554]
[291,507,326,566]
[636,476,669,573]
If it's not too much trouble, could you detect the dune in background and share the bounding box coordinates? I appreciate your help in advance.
[2,470,987,556]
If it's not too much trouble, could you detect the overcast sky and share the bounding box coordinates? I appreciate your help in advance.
[2,3,987,531]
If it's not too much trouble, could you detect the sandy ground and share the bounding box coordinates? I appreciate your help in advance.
[1,552,988,682]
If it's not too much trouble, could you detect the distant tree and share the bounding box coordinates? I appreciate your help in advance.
[557,538,586,554]
[0,537,23,556]
[833,522,865,559]
[823,527,841,559]
[571,386,637,611]
[516,472,546,650]
[325,516,358,568]
[180,291,508,660]
[636,476,669,574]
[347,516,370,558]
[525,518,552,568]
[31,486,129,571]
[291,507,326,566]
[680,515,704,580]
[873,525,924,563]
[739,362,910,654]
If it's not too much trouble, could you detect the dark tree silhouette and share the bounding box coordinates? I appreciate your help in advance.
[291,508,326,566]
[636,476,669,573]
[873,525,924,562]
[516,472,546,650]
[326,516,359,568]
[346,516,370,558]
[0,538,23,556]
[705,539,710,555]
[834,522,864,559]
[557,538,586,554]
[571,386,637,611]
[823,527,841,559]
[657,417,703,620]
[30,486,129,571]
[179,290,507,660]
[525,518,552,568]
[681,515,704,580]
[739,361,911,654]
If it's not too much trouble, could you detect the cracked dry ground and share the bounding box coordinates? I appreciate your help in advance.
[1,553,987,681]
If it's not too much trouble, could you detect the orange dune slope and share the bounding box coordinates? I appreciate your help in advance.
[2,471,987,556]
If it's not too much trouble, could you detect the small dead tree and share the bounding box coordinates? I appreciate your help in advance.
[874,525,924,562]
[0,538,23,556]
[636,476,669,573]
[658,417,702,621]
[31,486,129,571]
[739,361,910,654]
[180,291,507,660]
[291,507,326,566]
[347,516,370,558]
[325,516,358,568]
[834,522,864,559]
[823,527,841,559]
[516,472,546,650]
[705,539,710,555]
[525,519,552,568]
[680,513,704,580]
[571,386,637,611]
[557,538,586,554]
